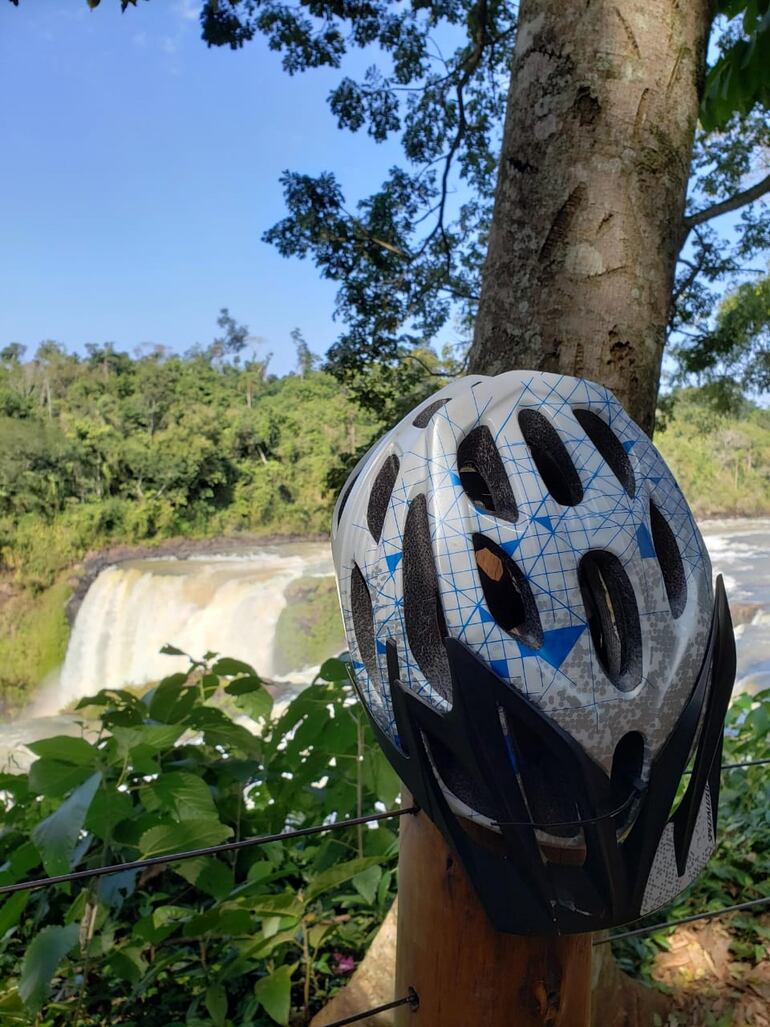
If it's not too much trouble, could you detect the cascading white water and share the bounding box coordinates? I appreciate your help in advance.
[56,542,334,707]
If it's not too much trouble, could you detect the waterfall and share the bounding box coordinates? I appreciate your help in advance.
[56,543,334,707]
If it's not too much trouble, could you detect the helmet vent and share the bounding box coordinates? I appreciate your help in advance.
[457,425,518,522]
[423,729,498,820]
[350,563,379,687]
[336,472,360,527]
[403,494,451,700]
[578,551,642,692]
[572,408,636,498]
[518,409,583,506]
[650,501,687,618]
[473,534,543,649]
[367,454,400,542]
[413,397,450,428]
[610,731,644,836]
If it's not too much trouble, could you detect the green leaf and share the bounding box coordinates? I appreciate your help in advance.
[111,724,185,758]
[174,857,234,900]
[26,735,96,766]
[85,788,133,839]
[235,686,273,721]
[206,983,228,1027]
[305,857,383,902]
[144,771,217,820]
[318,657,348,682]
[224,674,264,695]
[19,923,79,1014]
[212,657,258,678]
[28,759,92,798]
[107,944,147,984]
[352,864,382,904]
[0,892,29,938]
[138,818,233,858]
[160,644,187,656]
[250,892,305,919]
[31,772,102,877]
[147,673,196,723]
[183,905,254,938]
[254,963,296,1026]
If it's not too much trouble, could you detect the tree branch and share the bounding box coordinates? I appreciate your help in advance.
[684,172,770,230]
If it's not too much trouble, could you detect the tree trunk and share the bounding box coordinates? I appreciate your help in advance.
[394,806,592,1027]
[469,0,711,435]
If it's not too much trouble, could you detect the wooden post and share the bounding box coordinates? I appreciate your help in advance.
[395,802,592,1027]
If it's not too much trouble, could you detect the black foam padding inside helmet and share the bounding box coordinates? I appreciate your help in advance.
[350,563,379,688]
[518,409,584,506]
[573,407,636,498]
[413,397,450,428]
[578,550,643,692]
[402,493,452,700]
[650,501,688,619]
[367,454,400,543]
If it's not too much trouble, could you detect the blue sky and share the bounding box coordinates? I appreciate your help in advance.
[0,0,403,375]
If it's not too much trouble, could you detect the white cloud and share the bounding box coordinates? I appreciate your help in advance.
[175,0,202,21]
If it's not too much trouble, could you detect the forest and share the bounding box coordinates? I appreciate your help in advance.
[0,323,769,712]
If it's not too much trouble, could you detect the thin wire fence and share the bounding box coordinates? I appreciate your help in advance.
[324,989,419,1026]
[2,752,768,1023]
[0,806,419,896]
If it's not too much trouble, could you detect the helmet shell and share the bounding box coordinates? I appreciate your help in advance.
[332,371,713,784]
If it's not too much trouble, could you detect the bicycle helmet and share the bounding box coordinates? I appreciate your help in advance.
[331,371,735,935]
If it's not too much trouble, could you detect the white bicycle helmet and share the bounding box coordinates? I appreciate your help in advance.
[332,371,735,934]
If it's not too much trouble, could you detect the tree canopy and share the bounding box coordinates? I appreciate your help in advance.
[11,0,768,409]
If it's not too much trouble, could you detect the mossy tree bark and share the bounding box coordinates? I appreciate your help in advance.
[469,0,712,434]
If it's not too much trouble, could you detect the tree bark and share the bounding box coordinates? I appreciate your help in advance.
[469,0,712,435]
[394,806,592,1027]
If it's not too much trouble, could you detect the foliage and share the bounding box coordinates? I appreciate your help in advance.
[613,687,770,982]
[655,389,770,518]
[673,271,770,397]
[0,653,400,1025]
[702,0,770,131]
[272,577,345,678]
[10,0,769,404]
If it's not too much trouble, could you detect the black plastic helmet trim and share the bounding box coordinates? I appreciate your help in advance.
[355,577,735,934]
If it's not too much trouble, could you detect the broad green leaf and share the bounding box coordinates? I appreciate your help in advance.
[183,905,253,938]
[318,657,349,682]
[85,788,133,839]
[0,892,29,938]
[0,773,30,802]
[111,724,185,758]
[108,944,147,984]
[26,736,96,766]
[305,857,383,902]
[147,673,196,723]
[96,868,138,911]
[248,891,305,919]
[224,674,264,695]
[160,644,187,656]
[235,686,273,721]
[206,983,228,1027]
[144,771,217,820]
[19,923,79,1014]
[0,842,41,888]
[28,759,92,799]
[152,905,191,928]
[212,656,258,678]
[254,963,296,1026]
[31,772,102,876]
[174,856,234,900]
[352,864,382,904]
[138,817,232,858]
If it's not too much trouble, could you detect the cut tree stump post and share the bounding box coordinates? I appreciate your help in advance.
[395,800,592,1027]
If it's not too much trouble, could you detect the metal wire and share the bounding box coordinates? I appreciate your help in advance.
[324,988,419,1026]
[595,894,770,945]
[0,806,419,897]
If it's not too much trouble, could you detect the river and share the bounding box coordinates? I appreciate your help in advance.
[1,522,768,769]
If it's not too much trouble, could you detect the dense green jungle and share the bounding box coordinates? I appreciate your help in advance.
[1,333,769,712]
